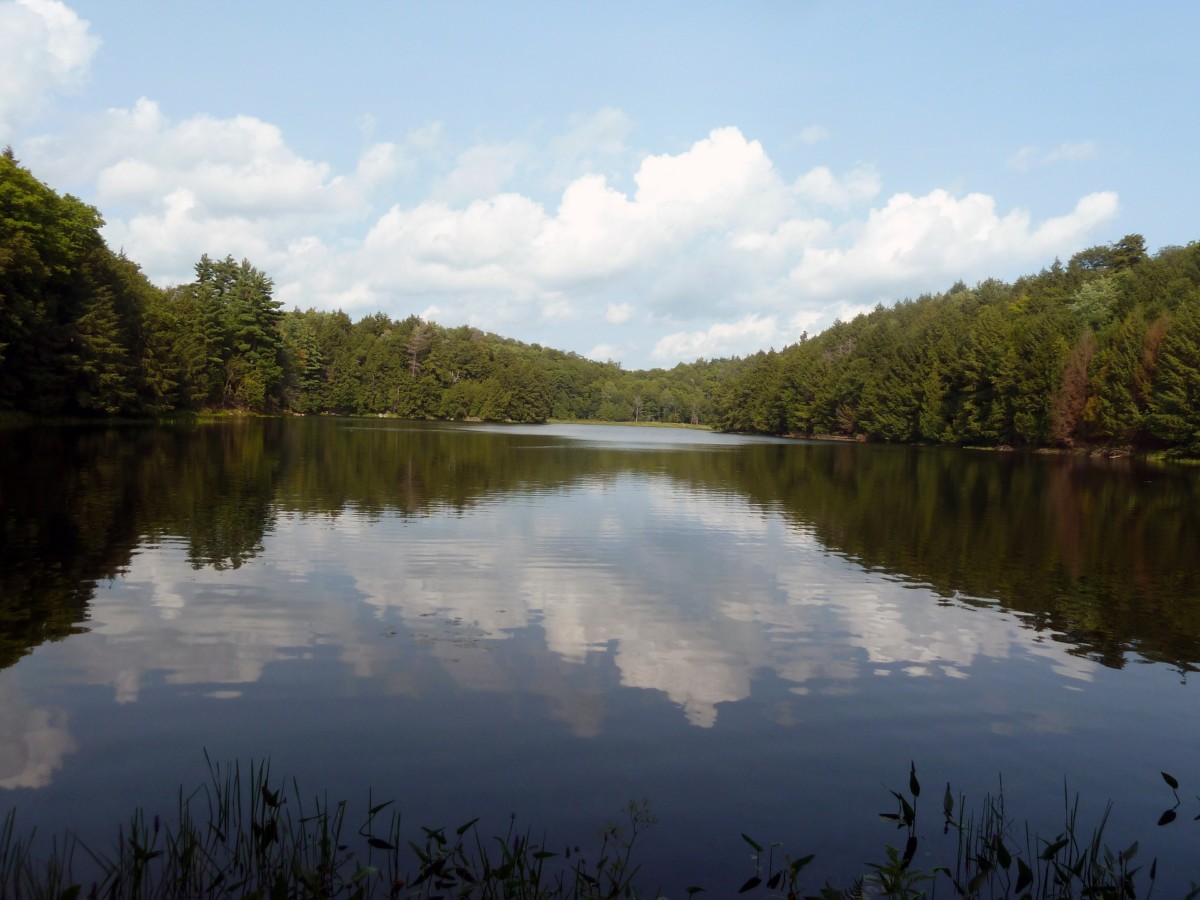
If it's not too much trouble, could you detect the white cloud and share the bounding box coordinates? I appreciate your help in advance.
[605,302,634,324]
[353,127,795,327]
[337,123,1113,355]
[587,343,619,362]
[789,309,823,335]
[732,218,832,257]
[94,101,394,216]
[26,97,403,283]
[1029,191,1119,245]
[651,314,782,362]
[433,140,529,203]
[787,189,1118,299]
[792,163,881,207]
[21,99,1118,365]
[0,0,97,138]
[634,126,785,230]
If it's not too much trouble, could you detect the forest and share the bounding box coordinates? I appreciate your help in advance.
[3,149,1199,452]
[711,235,1200,453]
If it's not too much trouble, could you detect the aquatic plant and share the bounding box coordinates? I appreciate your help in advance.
[0,754,653,900]
[736,764,1199,899]
[0,760,1197,899]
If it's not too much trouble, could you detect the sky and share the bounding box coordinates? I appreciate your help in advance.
[3,1,1198,370]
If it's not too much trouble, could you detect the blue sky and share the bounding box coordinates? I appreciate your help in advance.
[3,1,1197,368]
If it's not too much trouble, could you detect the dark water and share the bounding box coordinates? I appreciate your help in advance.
[2,419,1199,892]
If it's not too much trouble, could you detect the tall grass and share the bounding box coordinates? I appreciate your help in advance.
[0,753,652,900]
[738,763,1199,899]
[0,759,1196,899]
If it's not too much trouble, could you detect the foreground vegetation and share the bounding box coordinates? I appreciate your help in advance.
[3,149,1199,450]
[0,760,1195,899]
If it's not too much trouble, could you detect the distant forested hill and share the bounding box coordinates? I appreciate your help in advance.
[0,151,729,424]
[711,236,1200,454]
[3,151,1198,451]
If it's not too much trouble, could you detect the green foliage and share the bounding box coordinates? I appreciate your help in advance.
[710,239,1200,454]
[738,764,1193,900]
[1147,292,1200,453]
[2,760,1195,899]
[178,254,286,410]
[0,758,656,900]
[270,308,724,425]
[1,149,116,412]
[73,287,136,413]
[4,151,1200,453]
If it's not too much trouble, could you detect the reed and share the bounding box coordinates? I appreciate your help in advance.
[0,759,1196,899]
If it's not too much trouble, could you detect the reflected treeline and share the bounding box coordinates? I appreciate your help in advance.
[273,423,584,517]
[0,422,279,668]
[688,441,1200,671]
[3,420,1199,672]
[0,427,144,668]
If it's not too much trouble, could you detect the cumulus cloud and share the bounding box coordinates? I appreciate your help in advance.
[634,126,785,230]
[587,343,620,362]
[21,96,1118,365]
[25,97,402,283]
[433,140,529,203]
[0,0,97,138]
[86,99,400,217]
[651,314,782,362]
[337,123,1114,357]
[354,127,790,322]
[605,303,633,324]
[787,189,1119,299]
[792,163,881,207]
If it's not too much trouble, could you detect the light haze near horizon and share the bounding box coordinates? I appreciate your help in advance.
[2,0,1196,369]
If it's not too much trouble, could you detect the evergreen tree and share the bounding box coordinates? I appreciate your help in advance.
[1084,310,1150,443]
[73,287,135,413]
[221,258,284,409]
[1147,293,1200,452]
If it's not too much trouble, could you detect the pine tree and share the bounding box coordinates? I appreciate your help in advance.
[73,287,135,413]
[1147,292,1200,452]
[1084,310,1151,444]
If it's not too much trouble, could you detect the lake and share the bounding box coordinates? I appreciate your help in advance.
[2,418,1199,893]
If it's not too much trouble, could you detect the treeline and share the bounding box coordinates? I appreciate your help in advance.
[279,309,726,423]
[0,151,726,424]
[5,148,1200,448]
[711,235,1200,453]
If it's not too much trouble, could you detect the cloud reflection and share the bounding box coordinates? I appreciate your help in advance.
[6,468,1098,775]
[0,683,75,789]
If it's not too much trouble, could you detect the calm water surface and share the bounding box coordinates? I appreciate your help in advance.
[2,419,1199,891]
